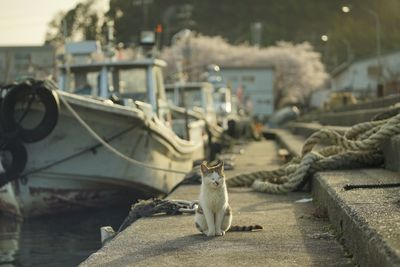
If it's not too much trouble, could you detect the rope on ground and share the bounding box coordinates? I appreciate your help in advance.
[226,111,399,194]
[100,198,198,245]
[302,113,400,155]
[117,199,198,232]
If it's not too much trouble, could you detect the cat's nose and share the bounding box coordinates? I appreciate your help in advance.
[214,181,219,186]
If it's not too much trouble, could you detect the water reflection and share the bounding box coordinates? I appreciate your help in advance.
[0,216,20,265]
[0,205,130,267]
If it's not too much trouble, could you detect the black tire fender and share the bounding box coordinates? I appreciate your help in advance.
[1,82,59,143]
[0,140,27,187]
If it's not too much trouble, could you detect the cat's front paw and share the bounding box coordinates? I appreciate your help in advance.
[215,230,225,236]
[206,230,215,237]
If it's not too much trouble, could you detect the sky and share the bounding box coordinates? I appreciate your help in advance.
[0,0,108,46]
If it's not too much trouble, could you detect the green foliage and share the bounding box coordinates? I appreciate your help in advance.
[161,35,327,107]
[106,0,400,69]
[47,0,400,70]
[45,0,105,46]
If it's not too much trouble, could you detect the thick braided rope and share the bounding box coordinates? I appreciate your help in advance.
[227,145,369,188]
[318,145,344,156]
[226,157,301,187]
[344,120,386,140]
[226,111,399,194]
[225,146,343,188]
[310,151,383,172]
[302,113,400,155]
[251,152,322,193]
[358,126,380,140]
[251,150,384,194]
[226,166,287,187]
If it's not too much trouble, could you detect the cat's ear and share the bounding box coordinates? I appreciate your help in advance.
[200,161,209,174]
[215,160,223,170]
[219,161,225,175]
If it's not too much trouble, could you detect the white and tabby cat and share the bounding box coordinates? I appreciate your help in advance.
[195,160,262,237]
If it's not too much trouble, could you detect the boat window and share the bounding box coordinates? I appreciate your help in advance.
[118,68,148,101]
[165,90,175,104]
[183,87,202,109]
[71,71,99,95]
[220,93,226,102]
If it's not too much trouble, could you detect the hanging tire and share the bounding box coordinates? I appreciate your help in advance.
[1,81,59,143]
[0,140,27,187]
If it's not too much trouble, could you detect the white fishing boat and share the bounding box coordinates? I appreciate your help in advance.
[165,82,228,159]
[206,64,256,139]
[165,82,218,125]
[0,42,205,218]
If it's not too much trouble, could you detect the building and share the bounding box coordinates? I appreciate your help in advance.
[219,66,274,121]
[331,50,400,99]
[0,45,55,85]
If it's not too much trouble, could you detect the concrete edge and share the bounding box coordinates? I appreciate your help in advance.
[312,173,400,267]
[268,127,400,266]
[297,106,393,126]
[264,128,302,157]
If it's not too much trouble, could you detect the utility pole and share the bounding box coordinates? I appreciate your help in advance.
[133,0,154,29]
[251,22,263,47]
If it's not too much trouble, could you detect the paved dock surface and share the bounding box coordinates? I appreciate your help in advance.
[80,140,352,267]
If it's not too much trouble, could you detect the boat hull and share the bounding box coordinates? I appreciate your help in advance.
[0,92,204,217]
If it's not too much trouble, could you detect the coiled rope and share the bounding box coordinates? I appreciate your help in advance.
[226,111,400,193]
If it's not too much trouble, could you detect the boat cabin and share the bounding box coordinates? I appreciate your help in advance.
[165,82,217,125]
[213,87,233,116]
[58,59,171,122]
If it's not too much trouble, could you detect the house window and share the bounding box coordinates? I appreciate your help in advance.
[228,76,238,82]
[14,53,30,70]
[242,75,255,83]
[118,68,148,102]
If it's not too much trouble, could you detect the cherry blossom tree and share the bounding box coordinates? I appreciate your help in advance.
[161,33,328,108]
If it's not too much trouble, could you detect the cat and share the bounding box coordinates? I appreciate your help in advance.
[194,160,262,237]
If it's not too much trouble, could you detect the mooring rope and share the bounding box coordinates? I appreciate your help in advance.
[50,84,188,175]
[226,111,400,193]
[101,198,198,245]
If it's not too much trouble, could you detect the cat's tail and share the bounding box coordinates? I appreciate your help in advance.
[228,225,263,232]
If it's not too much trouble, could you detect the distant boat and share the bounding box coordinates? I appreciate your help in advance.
[166,82,218,125]
[165,82,227,159]
[0,42,205,218]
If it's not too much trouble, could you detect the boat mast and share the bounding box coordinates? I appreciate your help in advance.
[99,21,116,98]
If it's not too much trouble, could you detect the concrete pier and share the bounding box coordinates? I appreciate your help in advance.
[80,140,351,267]
[271,126,400,266]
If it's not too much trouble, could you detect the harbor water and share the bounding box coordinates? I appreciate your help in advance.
[0,205,131,267]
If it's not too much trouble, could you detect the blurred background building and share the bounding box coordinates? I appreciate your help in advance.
[0,45,55,84]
